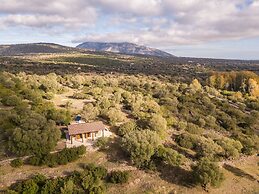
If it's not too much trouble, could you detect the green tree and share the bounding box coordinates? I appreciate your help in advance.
[122,130,161,167]
[186,123,204,135]
[8,113,61,156]
[94,137,109,150]
[156,146,184,166]
[61,179,74,194]
[106,107,125,125]
[192,158,224,189]
[216,137,243,159]
[148,114,167,132]
[108,171,130,184]
[10,158,23,168]
[82,103,100,121]
[118,121,137,136]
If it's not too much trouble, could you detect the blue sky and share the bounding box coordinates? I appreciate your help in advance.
[1,0,259,59]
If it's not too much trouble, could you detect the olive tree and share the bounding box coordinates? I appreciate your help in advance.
[122,130,161,167]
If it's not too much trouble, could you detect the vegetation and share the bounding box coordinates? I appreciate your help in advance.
[28,146,86,167]
[94,137,109,150]
[122,130,161,167]
[108,170,130,184]
[10,158,23,168]
[192,158,224,189]
[0,52,258,192]
[7,163,130,194]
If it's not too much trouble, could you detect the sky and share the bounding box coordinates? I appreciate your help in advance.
[0,0,259,59]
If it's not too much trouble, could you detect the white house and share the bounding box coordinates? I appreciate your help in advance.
[65,121,112,148]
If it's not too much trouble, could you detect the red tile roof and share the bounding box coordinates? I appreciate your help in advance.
[68,121,106,135]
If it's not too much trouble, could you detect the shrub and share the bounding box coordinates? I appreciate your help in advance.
[108,170,130,184]
[10,158,23,168]
[176,133,198,149]
[11,179,39,194]
[197,118,206,128]
[118,121,137,136]
[27,156,42,166]
[186,123,204,135]
[156,146,184,166]
[94,137,109,150]
[195,138,223,159]
[32,174,47,187]
[1,94,22,106]
[216,137,243,159]
[176,120,187,131]
[192,158,224,189]
[148,114,167,132]
[60,179,74,194]
[82,163,108,179]
[82,103,100,121]
[122,130,161,167]
[106,107,125,125]
[28,146,86,167]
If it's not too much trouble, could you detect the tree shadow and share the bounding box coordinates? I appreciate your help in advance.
[169,143,197,160]
[223,164,257,181]
[166,140,197,160]
[156,162,194,188]
[100,136,129,164]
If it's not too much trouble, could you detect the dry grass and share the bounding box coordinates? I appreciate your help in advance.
[1,147,258,194]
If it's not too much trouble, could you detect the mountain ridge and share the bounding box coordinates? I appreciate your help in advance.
[0,43,82,56]
[76,42,174,58]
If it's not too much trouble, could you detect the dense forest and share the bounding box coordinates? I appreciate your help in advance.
[0,52,258,193]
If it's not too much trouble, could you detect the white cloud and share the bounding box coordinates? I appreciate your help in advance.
[0,0,97,28]
[1,0,259,46]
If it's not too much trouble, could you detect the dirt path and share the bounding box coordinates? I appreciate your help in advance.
[52,88,94,112]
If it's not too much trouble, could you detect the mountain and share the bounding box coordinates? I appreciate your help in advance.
[0,43,81,56]
[76,42,174,57]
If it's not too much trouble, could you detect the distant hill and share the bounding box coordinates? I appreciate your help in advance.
[0,43,81,56]
[76,42,174,58]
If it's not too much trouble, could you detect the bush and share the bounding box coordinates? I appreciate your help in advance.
[192,158,224,189]
[156,146,184,166]
[106,107,125,125]
[176,133,198,149]
[148,114,167,132]
[216,137,243,159]
[94,137,109,150]
[28,146,86,167]
[27,156,42,166]
[186,123,204,135]
[8,163,108,194]
[82,163,108,179]
[195,138,223,159]
[176,120,187,131]
[122,130,161,167]
[11,179,39,194]
[108,170,130,184]
[117,121,136,136]
[10,158,23,168]
[1,94,22,106]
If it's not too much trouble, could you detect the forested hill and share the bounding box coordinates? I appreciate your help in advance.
[0,43,82,56]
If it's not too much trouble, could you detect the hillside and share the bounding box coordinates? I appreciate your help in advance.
[0,43,82,56]
[76,42,174,57]
[0,48,258,194]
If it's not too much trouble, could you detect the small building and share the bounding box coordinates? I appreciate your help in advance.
[66,121,112,148]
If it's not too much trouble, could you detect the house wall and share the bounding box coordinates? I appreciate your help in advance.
[66,128,112,148]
